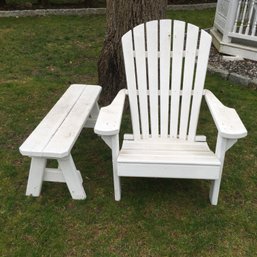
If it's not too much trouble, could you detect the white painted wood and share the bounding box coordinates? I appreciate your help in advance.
[225,138,238,151]
[160,20,172,138]
[233,0,243,33]
[213,0,257,60]
[209,133,227,205]
[121,138,209,149]
[94,89,126,136]
[118,152,219,165]
[245,0,255,35]
[118,140,220,166]
[118,163,220,180]
[101,136,112,149]
[133,50,199,58]
[195,135,207,142]
[252,4,257,36]
[123,133,206,142]
[239,0,249,34]
[20,84,101,158]
[26,157,47,197]
[222,0,239,43]
[133,24,150,139]
[20,84,101,199]
[85,102,100,128]
[43,86,101,158]
[122,31,141,139]
[42,168,83,184]
[228,31,257,42]
[58,155,86,200]
[96,20,248,204]
[210,27,257,61]
[20,84,86,156]
[179,23,199,140]
[170,20,186,138]
[135,89,201,97]
[146,20,159,138]
[205,89,247,139]
[111,135,121,201]
[43,168,66,183]
[188,30,212,141]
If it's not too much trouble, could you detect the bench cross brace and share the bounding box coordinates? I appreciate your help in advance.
[26,154,86,200]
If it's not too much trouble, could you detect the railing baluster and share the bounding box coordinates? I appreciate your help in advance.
[233,0,243,33]
[245,0,255,34]
[252,19,257,36]
[239,0,249,34]
[252,2,257,36]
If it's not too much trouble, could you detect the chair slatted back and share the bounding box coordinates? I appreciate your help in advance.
[122,20,212,141]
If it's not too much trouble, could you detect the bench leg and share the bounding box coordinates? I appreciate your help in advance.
[84,102,100,128]
[58,155,86,200]
[90,102,100,117]
[26,157,47,197]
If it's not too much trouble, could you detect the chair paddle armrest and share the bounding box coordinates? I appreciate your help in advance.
[94,89,126,136]
[204,89,247,139]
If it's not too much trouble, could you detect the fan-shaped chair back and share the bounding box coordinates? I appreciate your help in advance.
[122,20,212,141]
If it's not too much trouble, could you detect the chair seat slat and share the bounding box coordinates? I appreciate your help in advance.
[118,140,220,166]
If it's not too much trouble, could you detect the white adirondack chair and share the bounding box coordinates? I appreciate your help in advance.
[94,20,247,205]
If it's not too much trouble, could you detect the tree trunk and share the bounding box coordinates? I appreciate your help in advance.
[0,0,6,7]
[98,0,167,101]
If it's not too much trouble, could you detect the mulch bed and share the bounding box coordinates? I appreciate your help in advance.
[209,46,257,81]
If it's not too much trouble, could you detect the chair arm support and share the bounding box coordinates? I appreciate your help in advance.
[94,89,126,136]
[204,89,247,139]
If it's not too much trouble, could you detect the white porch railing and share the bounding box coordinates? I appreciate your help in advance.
[212,0,257,60]
[230,0,257,41]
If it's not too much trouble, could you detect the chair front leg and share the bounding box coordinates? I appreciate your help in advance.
[210,133,237,205]
[111,135,121,201]
[102,134,121,201]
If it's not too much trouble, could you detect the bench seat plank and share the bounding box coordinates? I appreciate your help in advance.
[43,85,101,158]
[20,84,101,158]
[20,84,85,156]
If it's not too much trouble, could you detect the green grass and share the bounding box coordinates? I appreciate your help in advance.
[0,9,257,256]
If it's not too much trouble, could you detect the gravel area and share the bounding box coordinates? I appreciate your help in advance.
[209,45,257,81]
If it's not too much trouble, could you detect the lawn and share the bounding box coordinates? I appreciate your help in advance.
[0,9,256,257]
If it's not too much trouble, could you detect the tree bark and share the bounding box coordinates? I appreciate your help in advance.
[98,0,167,101]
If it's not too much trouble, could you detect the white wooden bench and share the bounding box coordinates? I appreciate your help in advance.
[19,84,102,200]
